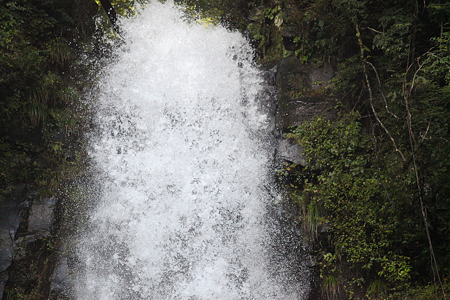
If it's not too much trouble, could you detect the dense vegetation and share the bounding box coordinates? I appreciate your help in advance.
[277,0,450,299]
[0,0,100,197]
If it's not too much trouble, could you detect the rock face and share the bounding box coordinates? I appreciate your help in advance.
[0,188,58,300]
[0,189,25,297]
[27,197,57,237]
[275,56,336,132]
[281,2,303,51]
[277,139,306,166]
[50,256,71,298]
[272,55,336,167]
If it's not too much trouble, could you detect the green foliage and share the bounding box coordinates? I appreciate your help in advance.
[288,100,449,297]
[288,0,360,63]
[367,279,387,300]
[288,102,449,297]
[322,274,340,299]
[172,0,253,30]
[0,0,111,297]
[390,280,450,300]
[247,4,283,57]
[283,0,450,297]
[0,0,101,195]
[288,113,412,292]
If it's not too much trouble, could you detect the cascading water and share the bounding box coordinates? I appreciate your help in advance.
[74,2,310,299]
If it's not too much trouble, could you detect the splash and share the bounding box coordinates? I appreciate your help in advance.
[75,2,309,299]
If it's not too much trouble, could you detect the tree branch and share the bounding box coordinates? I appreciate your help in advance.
[361,26,384,34]
[365,61,399,119]
[99,0,120,34]
[355,23,406,161]
[402,52,447,300]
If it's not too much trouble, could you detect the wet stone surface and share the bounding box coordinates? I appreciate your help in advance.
[1,189,58,300]
[0,186,29,298]
[275,55,336,131]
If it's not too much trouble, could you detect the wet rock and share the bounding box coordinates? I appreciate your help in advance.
[304,256,317,268]
[0,186,30,298]
[259,66,281,139]
[319,223,332,234]
[27,197,57,237]
[276,139,306,166]
[4,236,57,300]
[262,64,278,86]
[266,201,314,299]
[50,257,71,299]
[281,2,303,51]
[282,25,302,51]
[2,194,58,300]
[275,56,336,131]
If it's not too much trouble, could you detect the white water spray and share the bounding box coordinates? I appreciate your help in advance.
[75,2,310,299]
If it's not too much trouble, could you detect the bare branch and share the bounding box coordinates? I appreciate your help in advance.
[419,119,431,143]
[364,61,399,119]
[356,23,406,161]
[361,27,384,34]
[402,26,447,299]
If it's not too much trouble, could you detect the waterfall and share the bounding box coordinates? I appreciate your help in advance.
[74,2,310,299]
